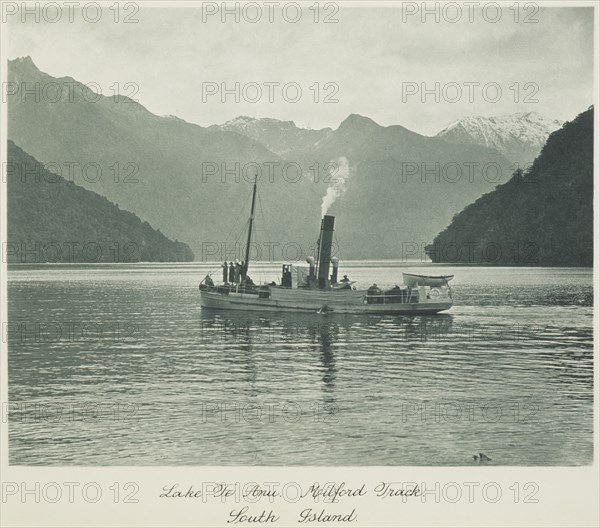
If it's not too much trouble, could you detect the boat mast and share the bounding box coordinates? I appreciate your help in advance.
[244,175,258,276]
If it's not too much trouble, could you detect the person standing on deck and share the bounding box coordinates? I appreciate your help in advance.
[234,261,241,284]
[228,262,235,283]
[222,261,228,283]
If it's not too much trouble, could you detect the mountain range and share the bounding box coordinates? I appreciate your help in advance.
[213,111,561,168]
[209,116,332,156]
[436,112,563,167]
[6,56,567,261]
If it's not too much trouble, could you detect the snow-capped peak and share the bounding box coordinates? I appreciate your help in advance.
[436,111,563,165]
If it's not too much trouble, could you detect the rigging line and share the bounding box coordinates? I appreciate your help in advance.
[218,218,249,273]
[246,220,262,283]
[252,222,268,283]
[249,221,263,282]
[230,197,255,252]
[206,185,254,278]
[221,189,253,248]
[254,224,269,284]
[249,218,270,285]
[255,192,271,267]
[256,191,277,283]
[333,232,342,261]
[232,219,251,259]
[256,190,274,249]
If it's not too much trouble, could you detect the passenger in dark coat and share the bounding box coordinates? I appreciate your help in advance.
[222,262,228,283]
[228,262,235,283]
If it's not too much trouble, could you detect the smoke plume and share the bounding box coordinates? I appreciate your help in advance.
[321,156,350,217]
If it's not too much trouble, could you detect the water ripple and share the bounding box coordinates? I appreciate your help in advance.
[7,264,593,466]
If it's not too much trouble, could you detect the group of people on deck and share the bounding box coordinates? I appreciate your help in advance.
[222,261,248,285]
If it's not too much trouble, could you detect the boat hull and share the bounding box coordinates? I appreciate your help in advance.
[200,288,452,315]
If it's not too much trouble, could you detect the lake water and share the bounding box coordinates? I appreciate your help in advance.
[6,263,594,466]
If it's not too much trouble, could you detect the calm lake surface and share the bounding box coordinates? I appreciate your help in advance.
[6,262,594,466]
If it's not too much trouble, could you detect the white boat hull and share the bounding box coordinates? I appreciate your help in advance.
[200,287,452,315]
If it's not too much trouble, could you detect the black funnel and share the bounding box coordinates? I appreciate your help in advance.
[317,215,335,289]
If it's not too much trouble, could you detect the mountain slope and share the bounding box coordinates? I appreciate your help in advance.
[427,108,593,266]
[7,141,194,262]
[284,114,514,258]
[209,116,332,156]
[436,112,562,167]
[7,56,320,259]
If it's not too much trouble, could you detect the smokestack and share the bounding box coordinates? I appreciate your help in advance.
[330,257,339,284]
[317,215,335,289]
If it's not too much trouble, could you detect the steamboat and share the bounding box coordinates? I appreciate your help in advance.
[199,179,453,314]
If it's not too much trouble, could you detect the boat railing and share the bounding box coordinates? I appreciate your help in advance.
[365,289,419,305]
[199,282,263,296]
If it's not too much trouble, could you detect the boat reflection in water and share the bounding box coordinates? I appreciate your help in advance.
[198,309,459,439]
[198,309,456,392]
[198,310,457,353]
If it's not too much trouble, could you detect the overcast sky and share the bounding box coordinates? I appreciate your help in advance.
[6,3,595,135]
